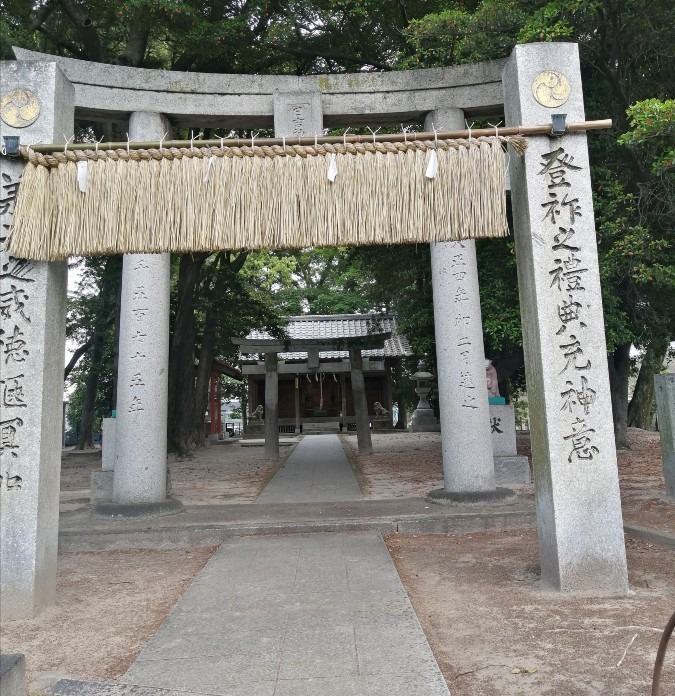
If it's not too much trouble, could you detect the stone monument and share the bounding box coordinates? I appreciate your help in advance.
[504,42,628,592]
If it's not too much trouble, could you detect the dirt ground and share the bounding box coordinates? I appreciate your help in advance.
[0,547,215,693]
[345,428,675,535]
[59,440,285,508]
[387,530,675,695]
[4,429,673,693]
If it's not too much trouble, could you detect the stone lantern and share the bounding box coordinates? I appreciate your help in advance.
[410,358,440,432]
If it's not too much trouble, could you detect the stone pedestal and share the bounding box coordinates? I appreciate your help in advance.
[489,404,530,485]
[90,417,115,501]
[0,61,72,620]
[90,471,113,501]
[410,409,440,432]
[654,374,675,498]
[243,421,265,439]
[371,417,394,433]
[101,417,116,471]
[504,42,628,593]
[104,112,181,517]
[490,404,518,456]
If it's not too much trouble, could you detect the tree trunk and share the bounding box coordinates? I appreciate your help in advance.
[168,254,208,456]
[76,334,104,449]
[117,27,149,66]
[192,320,217,447]
[627,341,668,430]
[75,261,118,449]
[56,0,108,62]
[607,343,632,449]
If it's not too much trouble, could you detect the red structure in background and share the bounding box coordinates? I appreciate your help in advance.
[209,370,222,436]
[207,359,242,437]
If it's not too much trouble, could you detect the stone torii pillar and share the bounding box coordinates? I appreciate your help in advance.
[0,61,72,619]
[95,111,182,518]
[426,108,512,504]
[504,42,628,593]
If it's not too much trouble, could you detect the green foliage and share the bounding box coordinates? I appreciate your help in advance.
[402,1,530,68]
[6,0,673,437]
[477,239,522,356]
[619,99,675,175]
[65,257,121,439]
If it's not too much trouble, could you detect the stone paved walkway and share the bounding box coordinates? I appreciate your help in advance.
[120,532,450,695]
[48,436,451,696]
[256,435,363,504]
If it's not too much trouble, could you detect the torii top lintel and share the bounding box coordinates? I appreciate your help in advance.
[12,47,506,128]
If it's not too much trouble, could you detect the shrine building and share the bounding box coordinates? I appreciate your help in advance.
[235,314,412,434]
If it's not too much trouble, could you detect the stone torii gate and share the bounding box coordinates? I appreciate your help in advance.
[0,42,628,619]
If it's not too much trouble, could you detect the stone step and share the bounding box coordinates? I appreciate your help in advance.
[48,678,201,695]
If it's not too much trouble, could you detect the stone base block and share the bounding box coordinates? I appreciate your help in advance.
[410,424,441,432]
[410,408,439,432]
[494,456,531,485]
[490,403,518,456]
[92,498,184,519]
[427,487,516,505]
[243,422,265,438]
[90,471,113,501]
[101,417,116,472]
[0,654,26,696]
[372,419,395,433]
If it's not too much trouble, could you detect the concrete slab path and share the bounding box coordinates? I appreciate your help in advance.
[256,435,363,504]
[49,437,453,696]
[120,532,450,696]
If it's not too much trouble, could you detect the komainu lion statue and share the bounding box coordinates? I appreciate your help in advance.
[373,401,389,417]
[249,405,264,421]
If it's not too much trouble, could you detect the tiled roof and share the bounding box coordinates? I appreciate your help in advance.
[246,314,399,342]
[242,314,412,360]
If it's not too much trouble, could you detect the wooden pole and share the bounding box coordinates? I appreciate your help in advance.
[340,374,347,433]
[294,375,301,435]
[19,120,613,154]
[209,370,216,437]
[264,353,279,459]
[350,349,372,455]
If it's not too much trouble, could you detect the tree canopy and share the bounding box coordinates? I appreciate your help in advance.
[3,0,673,447]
